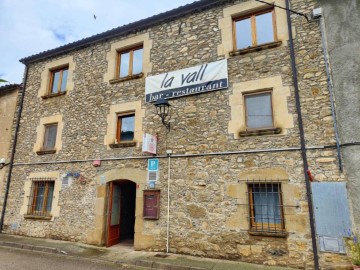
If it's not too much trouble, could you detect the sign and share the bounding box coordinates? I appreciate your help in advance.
[148,159,159,171]
[148,159,159,182]
[145,59,228,103]
[142,133,157,155]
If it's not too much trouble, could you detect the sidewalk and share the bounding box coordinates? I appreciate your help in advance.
[0,233,297,270]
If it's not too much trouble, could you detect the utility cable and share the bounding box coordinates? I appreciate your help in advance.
[254,0,310,22]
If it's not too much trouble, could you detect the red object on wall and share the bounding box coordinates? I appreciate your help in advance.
[93,160,101,167]
[307,169,314,182]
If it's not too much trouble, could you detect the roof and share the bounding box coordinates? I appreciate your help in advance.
[0,84,21,93]
[20,0,228,65]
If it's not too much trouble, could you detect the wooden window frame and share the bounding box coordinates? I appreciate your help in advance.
[116,112,135,143]
[48,66,69,95]
[248,183,285,232]
[143,190,160,220]
[243,89,274,131]
[232,8,278,50]
[116,45,143,79]
[42,123,58,151]
[28,181,55,217]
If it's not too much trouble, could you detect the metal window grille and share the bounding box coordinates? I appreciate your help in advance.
[27,178,55,217]
[247,182,285,233]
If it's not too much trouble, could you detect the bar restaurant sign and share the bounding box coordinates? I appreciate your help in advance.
[145,59,228,103]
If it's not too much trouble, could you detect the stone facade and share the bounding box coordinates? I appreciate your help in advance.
[2,0,352,269]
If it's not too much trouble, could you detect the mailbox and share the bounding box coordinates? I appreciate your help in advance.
[143,190,160,220]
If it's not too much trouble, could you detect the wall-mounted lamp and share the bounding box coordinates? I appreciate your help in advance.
[154,98,171,132]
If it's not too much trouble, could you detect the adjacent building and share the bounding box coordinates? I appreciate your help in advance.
[318,0,360,235]
[1,0,355,269]
[0,84,21,212]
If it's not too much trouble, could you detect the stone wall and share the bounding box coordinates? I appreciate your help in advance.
[0,85,20,210]
[2,0,350,268]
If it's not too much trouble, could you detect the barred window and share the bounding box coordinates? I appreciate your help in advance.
[248,183,285,233]
[27,181,55,217]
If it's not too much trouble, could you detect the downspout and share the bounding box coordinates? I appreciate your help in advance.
[166,154,171,253]
[318,13,343,172]
[285,1,320,269]
[0,65,28,231]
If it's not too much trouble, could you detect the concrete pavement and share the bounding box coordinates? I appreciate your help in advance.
[0,233,297,270]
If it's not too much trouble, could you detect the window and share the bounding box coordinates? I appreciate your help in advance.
[244,91,273,130]
[233,9,277,50]
[49,67,68,94]
[117,46,143,79]
[27,181,55,217]
[248,183,284,233]
[43,124,58,150]
[116,114,135,142]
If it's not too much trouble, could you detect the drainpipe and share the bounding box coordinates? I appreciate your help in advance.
[166,154,171,253]
[0,65,28,231]
[285,1,320,269]
[318,12,343,172]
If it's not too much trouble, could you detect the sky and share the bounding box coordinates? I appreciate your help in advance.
[0,0,196,85]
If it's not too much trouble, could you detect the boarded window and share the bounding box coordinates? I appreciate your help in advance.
[50,67,68,94]
[27,181,55,217]
[117,46,143,78]
[43,124,58,150]
[233,9,276,50]
[245,91,273,130]
[312,182,351,253]
[143,190,160,220]
[248,183,285,233]
[117,114,135,142]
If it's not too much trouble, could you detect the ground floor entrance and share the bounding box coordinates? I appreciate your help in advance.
[106,180,136,247]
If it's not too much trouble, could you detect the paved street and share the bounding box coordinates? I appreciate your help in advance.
[0,247,121,270]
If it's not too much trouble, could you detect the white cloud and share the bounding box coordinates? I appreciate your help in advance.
[0,0,196,84]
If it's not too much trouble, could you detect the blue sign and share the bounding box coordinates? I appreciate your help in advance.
[149,181,156,189]
[148,159,159,171]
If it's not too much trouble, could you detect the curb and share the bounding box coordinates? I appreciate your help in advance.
[0,241,67,255]
[132,260,209,270]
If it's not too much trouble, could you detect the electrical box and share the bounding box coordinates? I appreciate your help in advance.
[312,8,322,19]
[143,190,160,220]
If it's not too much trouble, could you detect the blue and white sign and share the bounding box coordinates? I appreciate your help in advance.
[148,159,159,171]
[145,59,228,103]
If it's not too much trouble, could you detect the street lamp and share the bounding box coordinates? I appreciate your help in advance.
[154,98,171,132]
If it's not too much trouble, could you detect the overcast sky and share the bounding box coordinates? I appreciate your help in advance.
[0,0,196,85]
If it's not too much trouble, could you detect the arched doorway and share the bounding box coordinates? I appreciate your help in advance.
[107,180,136,247]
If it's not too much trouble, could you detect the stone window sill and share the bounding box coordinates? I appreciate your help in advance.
[249,230,288,238]
[36,149,56,155]
[239,128,282,137]
[110,73,144,84]
[24,215,52,221]
[41,91,67,99]
[230,41,282,56]
[109,141,137,148]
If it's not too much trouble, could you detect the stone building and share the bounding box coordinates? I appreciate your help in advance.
[1,0,354,269]
[0,84,21,210]
[317,0,360,234]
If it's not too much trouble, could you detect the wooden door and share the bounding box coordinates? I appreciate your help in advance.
[106,182,121,247]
